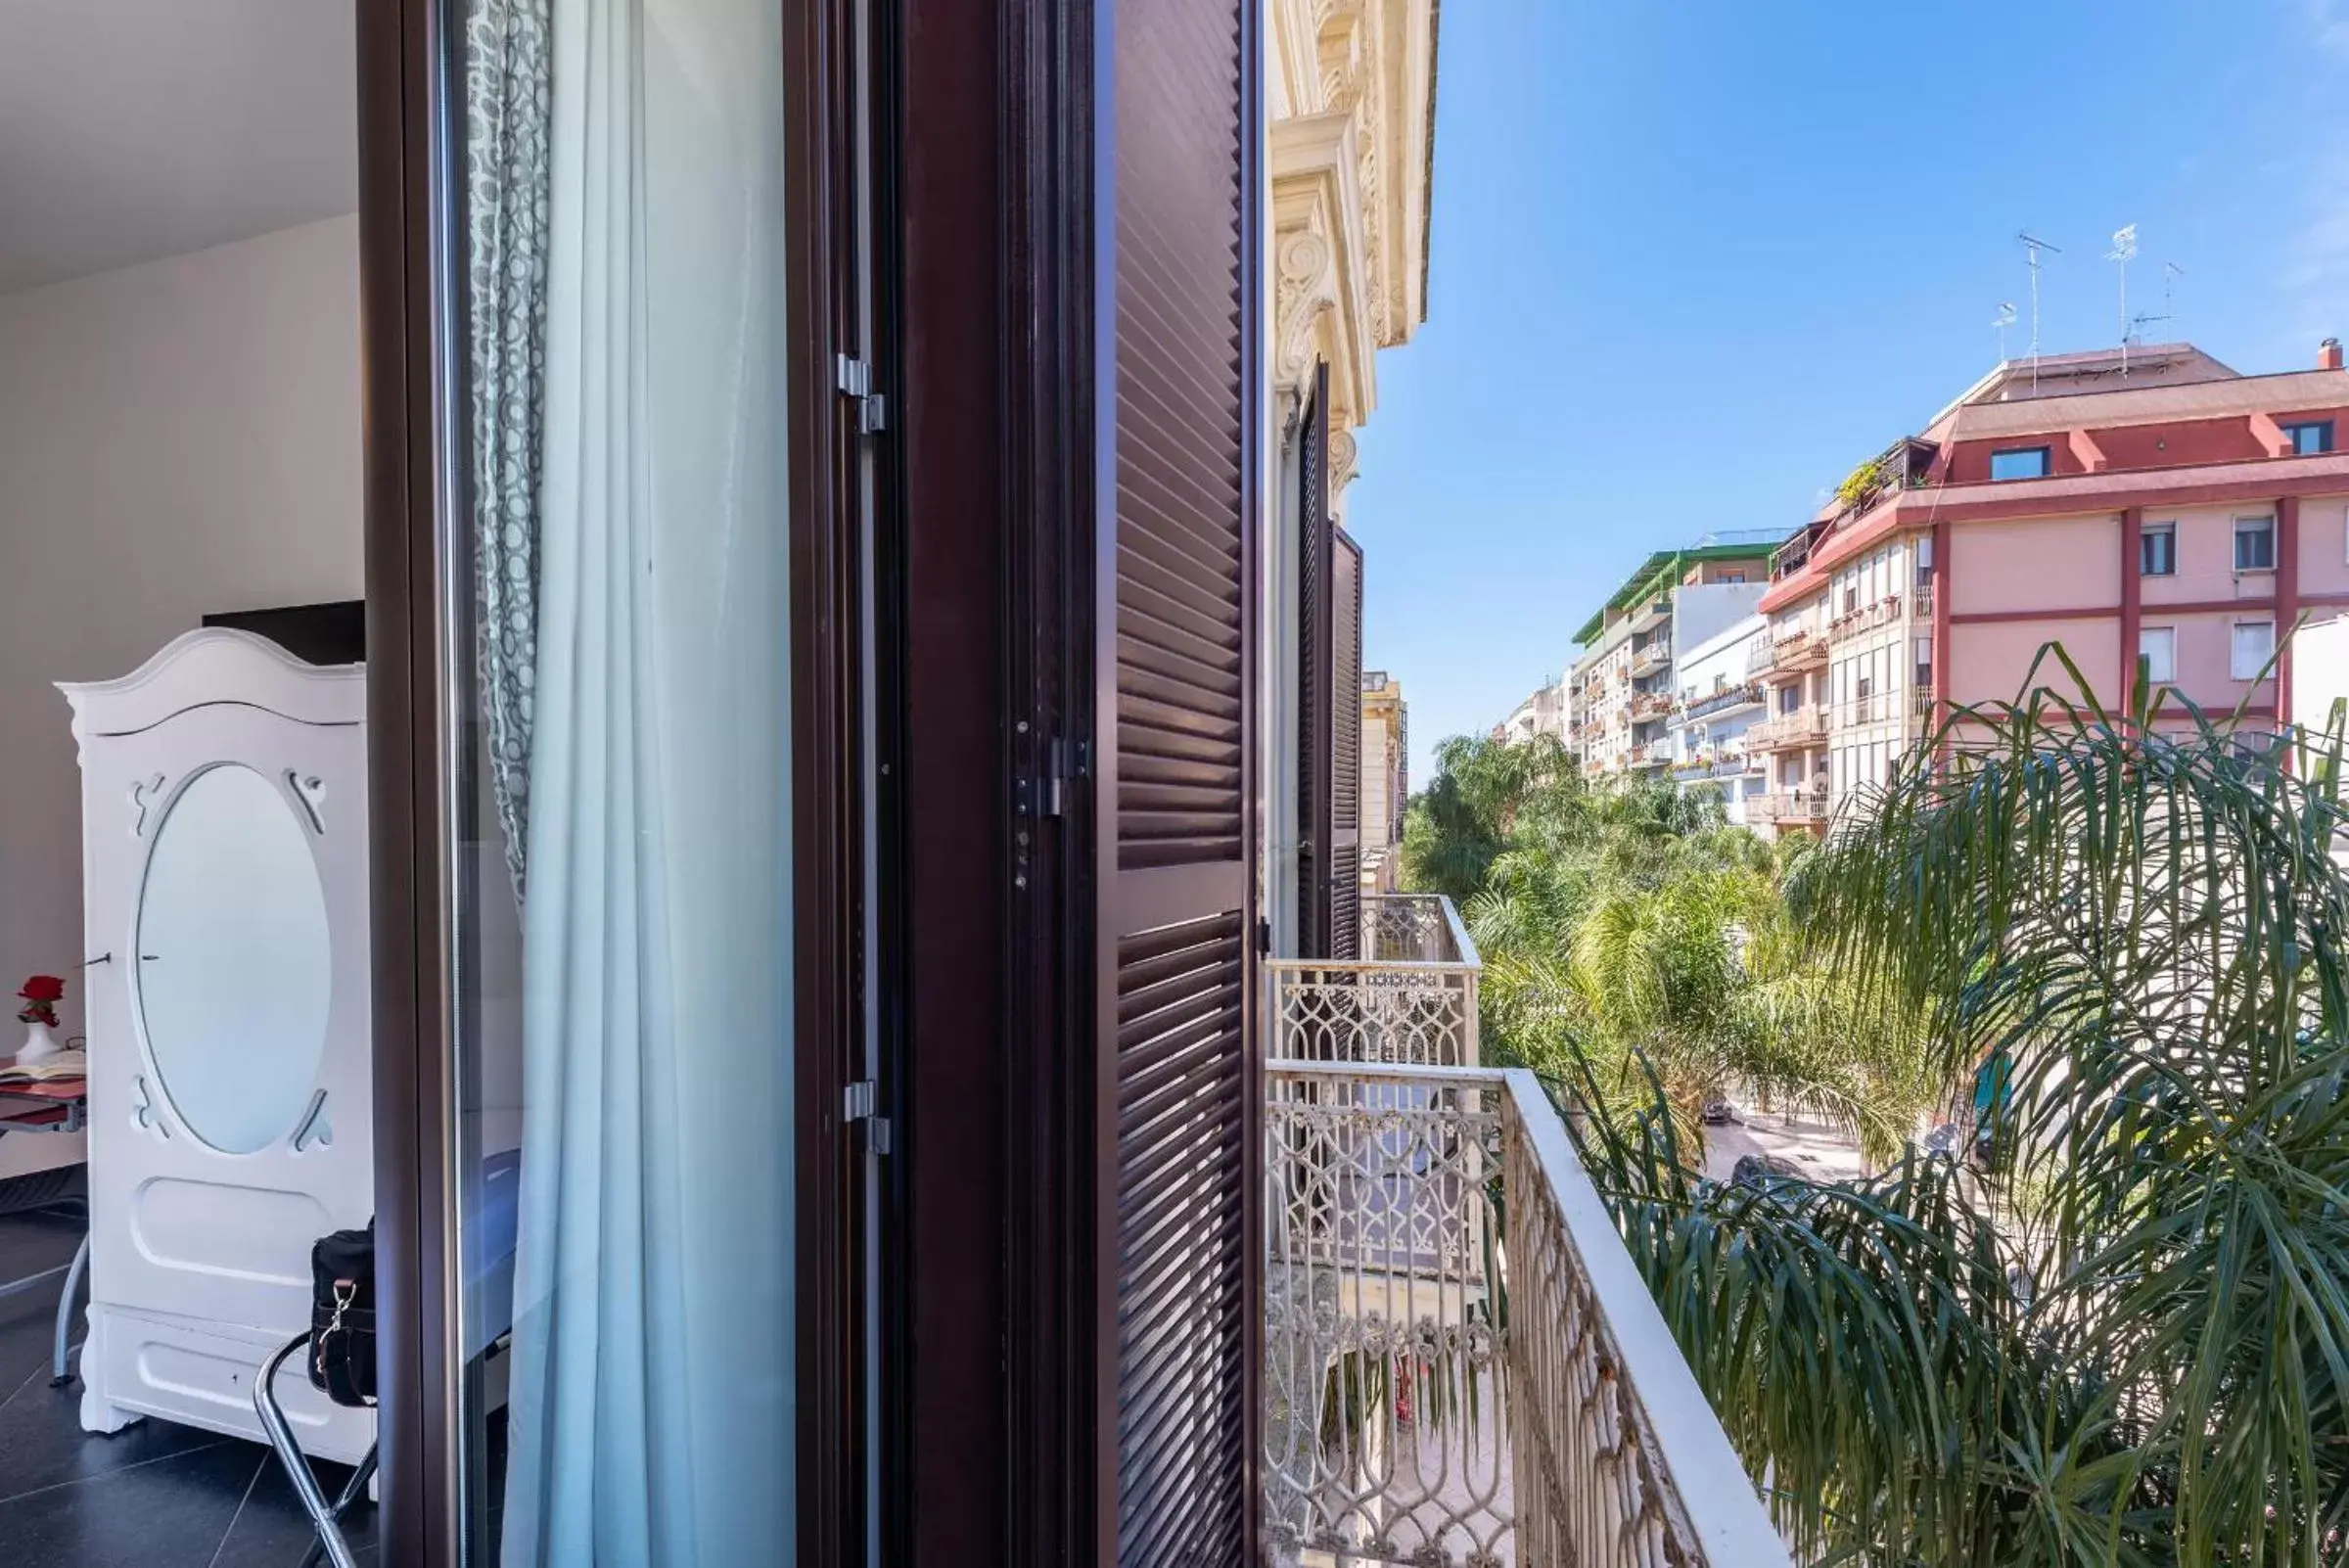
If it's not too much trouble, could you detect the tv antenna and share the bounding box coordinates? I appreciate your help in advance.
[2162,259,2186,334]
[1993,301,2018,362]
[2017,232,2062,392]
[2106,224,2140,375]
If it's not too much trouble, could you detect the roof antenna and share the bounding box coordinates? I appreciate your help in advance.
[2106,224,2139,376]
[2163,259,2186,337]
[2017,232,2062,392]
[1993,301,2018,362]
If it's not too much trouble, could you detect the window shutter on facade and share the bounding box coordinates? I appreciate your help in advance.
[1330,528,1363,959]
[1095,0,1259,1560]
[1295,362,1335,958]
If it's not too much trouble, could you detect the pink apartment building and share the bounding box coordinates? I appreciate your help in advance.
[1748,339,2349,836]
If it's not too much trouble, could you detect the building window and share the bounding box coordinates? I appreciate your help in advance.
[2283,420,2334,455]
[2234,516,2277,572]
[1914,636,1933,691]
[2139,626,2177,684]
[2231,621,2276,679]
[1720,571,1746,583]
[2140,523,2176,576]
[1989,446,2050,482]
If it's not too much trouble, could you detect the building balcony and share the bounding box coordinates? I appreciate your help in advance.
[1757,625,1826,676]
[1628,594,1673,634]
[1265,894,1788,1567]
[1838,692,1888,726]
[1745,706,1830,752]
[1826,593,1903,643]
[1630,642,1672,678]
[1671,745,1750,781]
[1912,579,1936,622]
[1749,781,1830,825]
[1678,680,1764,723]
[1628,691,1674,722]
[1633,738,1673,768]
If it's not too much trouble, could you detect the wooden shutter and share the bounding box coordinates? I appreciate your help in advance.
[1330,528,1362,959]
[1095,0,1259,1561]
[1295,362,1334,958]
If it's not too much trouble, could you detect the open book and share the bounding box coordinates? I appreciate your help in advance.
[0,1049,88,1085]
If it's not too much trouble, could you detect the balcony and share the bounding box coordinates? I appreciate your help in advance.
[1678,679,1764,723]
[1745,706,1829,752]
[1671,745,1749,781]
[1839,692,1882,726]
[1628,594,1673,634]
[1632,738,1673,768]
[1630,641,1672,678]
[1748,781,1830,825]
[1825,593,1902,643]
[1268,894,1482,1059]
[1264,892,1788,1567]
[1911,579,1936,622]
[1628,690,1674,723]
[1758,625,1826,675]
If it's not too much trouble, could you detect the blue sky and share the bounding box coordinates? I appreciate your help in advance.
[1348,0,2349,786]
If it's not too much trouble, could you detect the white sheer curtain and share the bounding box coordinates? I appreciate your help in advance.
[496,0,793,1561]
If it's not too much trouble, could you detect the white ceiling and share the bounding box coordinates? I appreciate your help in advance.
[0,1,358,295]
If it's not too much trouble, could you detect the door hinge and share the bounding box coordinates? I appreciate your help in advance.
[1041,737,1088,818]
[844,1079,892,1156]
[835,353,887,436]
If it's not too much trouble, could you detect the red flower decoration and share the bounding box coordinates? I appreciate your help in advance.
[17,975,64,1004]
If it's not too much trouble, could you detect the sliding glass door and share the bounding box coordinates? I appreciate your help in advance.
[434,0,797,1559]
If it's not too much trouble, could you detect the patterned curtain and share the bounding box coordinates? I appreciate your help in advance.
[465,0,552,901]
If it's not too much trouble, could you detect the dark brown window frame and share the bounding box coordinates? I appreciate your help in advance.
[357,0,874,1560]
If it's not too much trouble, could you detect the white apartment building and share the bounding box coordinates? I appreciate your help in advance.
[1667,613,1770,825]
[1567,540,1773,778]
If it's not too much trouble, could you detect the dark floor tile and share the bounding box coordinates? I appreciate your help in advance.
[0,1210,81,1283]
[0,1437,257,1568]
[0,1211,86,1399]
[210,1447,379,1568]
[0,1378,225,1502]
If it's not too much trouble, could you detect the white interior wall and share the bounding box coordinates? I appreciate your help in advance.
[0,215,361,1176]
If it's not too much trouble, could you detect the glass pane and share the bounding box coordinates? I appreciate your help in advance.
[1990,448,2048,482]
[138,765,335,1155]
[442,1,796,1560]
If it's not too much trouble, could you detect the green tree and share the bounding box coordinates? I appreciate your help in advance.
[1406,735,1939,1159]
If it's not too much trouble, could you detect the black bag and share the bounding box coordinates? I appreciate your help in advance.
[308,1221,377,1407]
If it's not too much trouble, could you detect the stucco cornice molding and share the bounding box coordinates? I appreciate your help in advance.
[1271,0,1436,360]
[1272,113,1375,433]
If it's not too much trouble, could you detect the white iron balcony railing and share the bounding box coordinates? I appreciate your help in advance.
[1263,1061,1788,1568]
[1267,894,1481,1066]
[1263,895,1789,1568]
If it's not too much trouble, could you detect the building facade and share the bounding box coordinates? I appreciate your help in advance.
[1667,613,1770,824]
[1360,670,1408,889]
[1751,341,2349,837]
[1567,541,1773,778]
[1494,676,1567,744]
[1265,0,1438,957]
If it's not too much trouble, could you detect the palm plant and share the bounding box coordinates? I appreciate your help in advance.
[1576,650,2349,1564]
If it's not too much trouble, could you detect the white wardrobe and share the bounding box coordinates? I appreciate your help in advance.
[60,628,375,1463]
